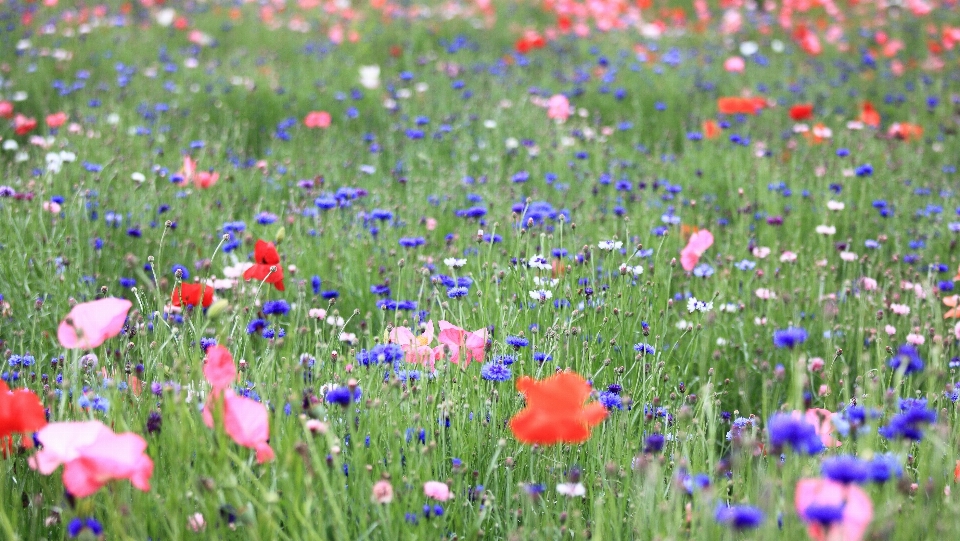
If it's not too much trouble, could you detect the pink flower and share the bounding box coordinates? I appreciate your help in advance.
[304,111,332,129]
[29,421,153,498]
[426,217,438,231]
[203,345,237,391]
[424,480,452,501]
[45,112,68,128]
[884,325,896,335]
[42,201,61,213]
[57,298,132,349]
[795,408,841,448]
[194,170,219,189]
[680,229,713,271]
[389,321,437,368]
[724,56,746,73]
[795,478,873,541]
[203,389,275,463]
[435,320,487,366]
[371,480,394,503]
[861,277,877,291]
[906,333,925,345]
[954,321,960,340]
[546,94,571,121]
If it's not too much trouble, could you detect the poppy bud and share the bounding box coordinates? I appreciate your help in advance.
[275,226,285,244]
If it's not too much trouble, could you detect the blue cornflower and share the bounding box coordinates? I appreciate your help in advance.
[325,386,361,406]
[598,391,623,410]
[119,277,136,288]
[772,327,808,349]
[246,318,268,335]
[715,505,764,530]
[171,264,190,279]
[634,343,655,355]
[734,259,756,271]
[447,286,469,298]
[533,351,552,363]
[199,337,217,352]
[320,290,340,299]
[398,237,426,248]
[67,517,104,538]
[766,413,825,454]
[821,456,869,484]
[256,212,278,225]
[311,275,322,295]
[868,454,902,484]
[878,398,936,441]
[480,362,512,382]
[262,299,291,316]
[693,264,714,277]
[505,336,529,348]
[643,433,665,452]
[888,344,924,374]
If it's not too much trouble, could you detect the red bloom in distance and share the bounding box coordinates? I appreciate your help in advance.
[789,104,814,121]
[509,372,607,445]
[0,381,47,456]
[13,114,37,136]
[243,240,285,291]
[171,283,214,308]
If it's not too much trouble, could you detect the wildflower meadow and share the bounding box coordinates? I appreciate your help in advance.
[4,0,960,539]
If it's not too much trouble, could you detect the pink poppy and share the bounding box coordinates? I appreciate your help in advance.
[203,389,275,463]
[680,229,714,271]
[797,408,841,448]
[45,112,68,129]
[203,345,237,391]
[389,321,437,368]
[30,421,153,498]
[0,100,12,119]
[724,56,745,73]
[423,481,452,501]
[57,298,132,349]
[194,170,219,189]
[304,111,332,129]
[795,478,873,541]
[42,201,61,213]
[435,320,487,366]
[546,94,571,121]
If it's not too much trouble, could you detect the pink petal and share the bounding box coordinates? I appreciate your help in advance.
[221,391,275,462]
[680,246,700,271]
[61,431,152,497]
[29,421,107,474]
[57,298,132,349]
[203,345,237,391]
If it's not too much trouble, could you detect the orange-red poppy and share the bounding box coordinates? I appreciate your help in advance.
[509,372,607,445]
[0,381,46,456]
[243,240,285,291]
[860,101,881,127]
[789,103,814,121]
[717,96,766,115]
[171,283,214,308]
[703,119,720,139]
[887,122,923,141]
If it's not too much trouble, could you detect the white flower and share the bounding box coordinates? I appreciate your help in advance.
[675,320,693,330]
[327,315,346,326]
[529,289,553,301]
[131,172,146,183]
[752,246,771,258]
[556,482,586,497]
[718,303,739,313]
[338,332,357,344]
[532,276,559,288]
[359,65,381,89]
[483,120,497,129]
[686,297,713,313]
[780,251,797,262]
[619,264,643,276]
[716,337,728,346]
[444,258,467,268]
[2,140,18,151]
[739,41,759,56]
[222,262,254,279]
[815,225,836,235]
[528,255,551,271]
[826,200,845,211]
[598,240,623,251]
[840,251,857,261]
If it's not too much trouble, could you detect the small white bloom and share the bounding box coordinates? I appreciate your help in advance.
[532,276,559,288]
[444,258,467,268]
[483,120,497,129]
[840,251,857,261]
[359,65,381,89]
[686,297,713,313]
[826,200,845,211]
[529,289,553,301]
[131,172,146,183]
[528,255,551,271]
[327,315,346,327]
[780,251,797,263]
[597,240,623,251]
[556,482,586,497]
[815,225,836,235]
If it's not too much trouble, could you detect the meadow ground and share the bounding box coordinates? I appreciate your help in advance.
[3,0,960,539]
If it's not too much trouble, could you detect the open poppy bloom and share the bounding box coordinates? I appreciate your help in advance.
[943,295,960,319]
[509,372,607,445]
[887,122,923,141]
[57,297,133,349]
[0,381,46,456]
[29,421,154,498]
[702,119,721,139]
[717,96,766,115]
[242,240,285,291]
[201,346,274,463]
[171,283,214,308]
[680,229,714,271]
[435,320,487,366]
[546,94,571,122]
[790,104,814,121]
[389,321,437,368]
[795,478,873,541]
[859,101,880,127]
[304,111,331,128]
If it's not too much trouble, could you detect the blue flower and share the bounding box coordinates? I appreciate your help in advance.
[821,456,869,484]
[888,344,924,374]
[715,505,764,530]
[766,413,824,454]
[325,386,361,406]
[262,300,291,316]
[772,327,808,349]
[801,503,844,525]
[67,517,104,538]
[868,454,902,484]
[598,391,623,410]
[633,343,655,355]
[480,362,512,382]
[505,336,529,348]
[643,433,665,452]
[878,398,936,441]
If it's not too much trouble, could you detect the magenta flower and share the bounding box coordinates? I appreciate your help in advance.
[57,298,132,349]
[29,421,153,498]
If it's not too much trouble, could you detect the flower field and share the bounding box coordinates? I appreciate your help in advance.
[3,0,960,539]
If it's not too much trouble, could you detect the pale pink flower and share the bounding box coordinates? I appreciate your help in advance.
[203,389,275,464]
[890,303,910,316]
[906,333,925,345]
[861,277,877,291]
[371,480,394,503]
[426,217,438,230]
[42,201,61,213]
[557,482,587,497]
[546,94,571,122]
[808,357,825,372]
[780,251,797,263]
[795,478,873,541]
[304,111,332,129]
[390,321,437,368]
[435,321,487,366]
[954,321,960,340]
[203,345,237,392]
[308,308,327,319]
[680,229,714,271]
[30,421,153,498]
[57,297,132,349]
[884,325,896,335]
[723,56,746,73]
[755,288,776,300]
[840,251,857,262]
[424,481,452,501]
[752,246,771,258]
[188,513,206,532]
[305,419,328,434]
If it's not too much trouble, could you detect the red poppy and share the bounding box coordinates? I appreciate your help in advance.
[13,114,37,136]
[717,96,765,115]
[702,119,720,139]
[887,122,923,141]
[509,372,607,445]
[243,240,285,291]
[171,283,214,308]
[860,101,880,127]
[0,381,47,456]
[515,30,546,55]
[789,103,814,121]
